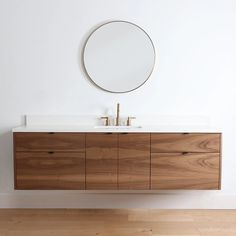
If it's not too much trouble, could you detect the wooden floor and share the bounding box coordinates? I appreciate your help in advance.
[0,209,236,236]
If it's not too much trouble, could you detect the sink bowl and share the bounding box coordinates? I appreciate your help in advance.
[94,125,142,129]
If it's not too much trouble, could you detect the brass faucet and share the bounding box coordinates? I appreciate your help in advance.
[116,103,120,126]
[127,116,136,126]
[100,116,109,126]
[101,103,136,126]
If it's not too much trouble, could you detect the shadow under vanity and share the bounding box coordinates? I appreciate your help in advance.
[13,131,221,190]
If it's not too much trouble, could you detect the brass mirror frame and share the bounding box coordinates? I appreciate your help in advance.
[82,20,156,93]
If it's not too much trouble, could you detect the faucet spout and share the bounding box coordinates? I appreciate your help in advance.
[116,103,120,126]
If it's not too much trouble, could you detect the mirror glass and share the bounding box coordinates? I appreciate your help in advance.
[83,21,155,93]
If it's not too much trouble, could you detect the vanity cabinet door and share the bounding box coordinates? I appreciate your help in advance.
[15,152,85,190]
[151,153,220,190]
[86,133,118,190]
[118,133,150,190]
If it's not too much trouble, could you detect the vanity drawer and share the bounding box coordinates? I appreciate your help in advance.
[151,152,220,190]
[151,133,220,153]
[14,132,85,152]
[15,152,85,189]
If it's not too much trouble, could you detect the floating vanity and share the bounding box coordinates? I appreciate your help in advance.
[13,125,221,190]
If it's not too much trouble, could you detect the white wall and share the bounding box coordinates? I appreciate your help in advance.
[1,0,236,208]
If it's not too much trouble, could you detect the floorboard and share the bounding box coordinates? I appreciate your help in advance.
[0,209,235,236]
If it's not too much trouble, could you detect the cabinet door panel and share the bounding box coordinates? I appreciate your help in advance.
[151,153,220,190]
[14,132,85,152]
[118,133,150,190]
[86,133,118,190]
[15,152,85,189]
[151,133,220,153]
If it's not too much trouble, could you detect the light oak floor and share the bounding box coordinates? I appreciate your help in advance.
[0,209,236,236]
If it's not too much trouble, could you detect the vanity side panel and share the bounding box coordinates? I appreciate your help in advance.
[118,133,150,190]
[219,133,222,190]
[151,133,220,153]
[13,133,17,189]
[86,133,118,190]
[151,152,220,190]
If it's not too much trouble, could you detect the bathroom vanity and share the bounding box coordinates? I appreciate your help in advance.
[13,127,221,190]
[9,20,222,192]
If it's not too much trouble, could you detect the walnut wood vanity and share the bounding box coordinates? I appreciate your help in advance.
[13,132,221,190]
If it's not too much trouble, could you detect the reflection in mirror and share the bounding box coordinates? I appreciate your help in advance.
[83,21,156,93]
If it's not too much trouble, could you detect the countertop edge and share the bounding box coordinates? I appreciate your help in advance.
[12,126,222,133]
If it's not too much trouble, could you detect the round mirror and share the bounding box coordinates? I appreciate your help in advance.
[83,21,156,93]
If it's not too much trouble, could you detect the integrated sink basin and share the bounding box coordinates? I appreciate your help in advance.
[94,125,142,130]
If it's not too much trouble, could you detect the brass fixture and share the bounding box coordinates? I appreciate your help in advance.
[100,116,109,126]
[100,103,136,127]
[116,103,120,126]
[127,117,136,126]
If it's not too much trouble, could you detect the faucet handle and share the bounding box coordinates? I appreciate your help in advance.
[127,117,136,126]
[100,116,110,126]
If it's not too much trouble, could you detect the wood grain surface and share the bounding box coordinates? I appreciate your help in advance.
[15,152,85,189]
[151,152,220,189]
[118,133,150,190]
[13,132,221,190]
[151,133,220,153]
[0,209,236,236]
[14,132,85,152]
[86,133,118,190]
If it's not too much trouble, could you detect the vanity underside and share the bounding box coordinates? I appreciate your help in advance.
[13,132,221,190]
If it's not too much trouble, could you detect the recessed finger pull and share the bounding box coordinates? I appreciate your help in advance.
[182,152,188,155]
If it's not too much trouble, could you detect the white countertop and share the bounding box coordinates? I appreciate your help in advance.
[12,125,221,133]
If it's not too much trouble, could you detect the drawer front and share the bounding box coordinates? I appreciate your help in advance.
[15,152,85,190]
[86,133,118,190]
[151,153,220,190]
[118,133,150,190]
[14,132,85,152]
[151,133,220,153]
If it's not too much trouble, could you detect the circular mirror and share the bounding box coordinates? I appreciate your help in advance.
[83,21,156,93]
